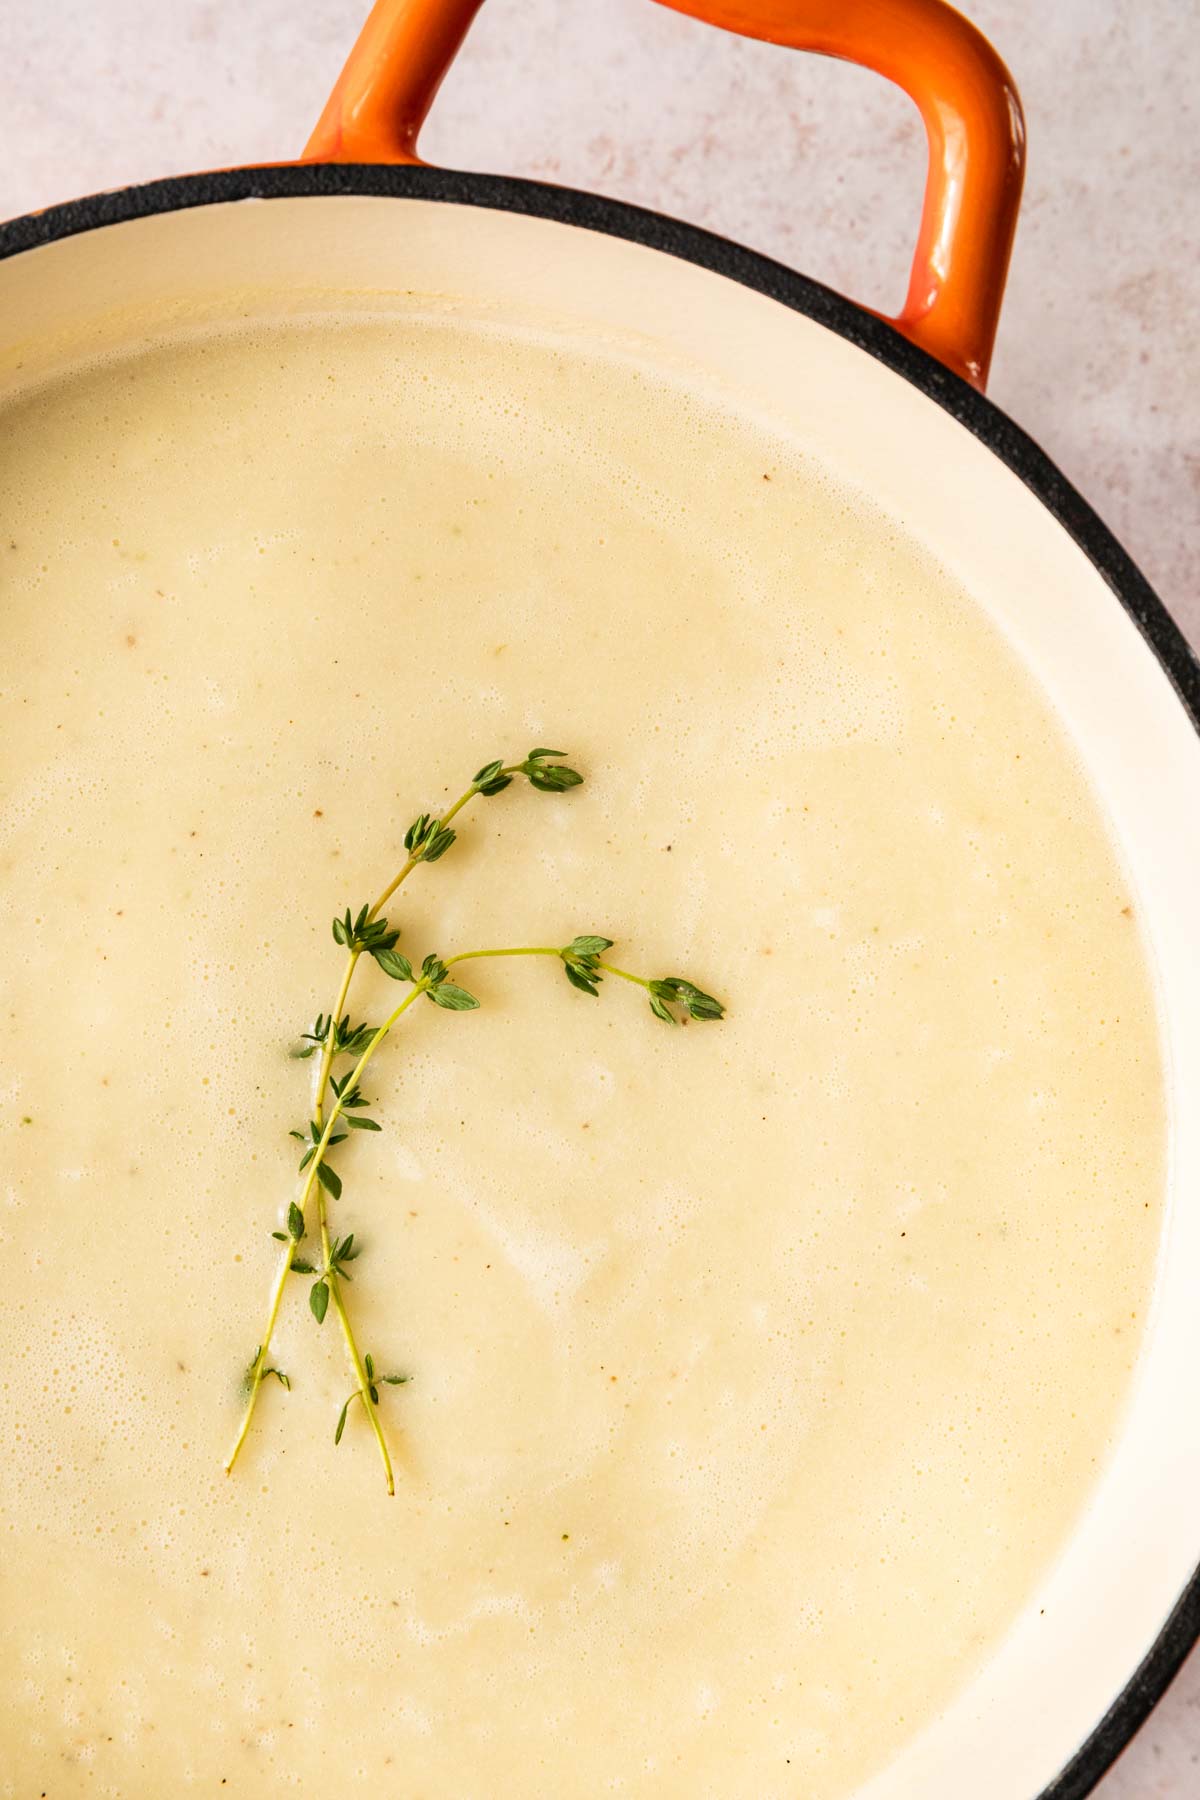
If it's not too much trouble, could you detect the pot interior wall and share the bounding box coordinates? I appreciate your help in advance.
[3,192,1199,1798]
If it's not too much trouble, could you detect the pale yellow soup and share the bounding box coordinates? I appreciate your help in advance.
[0,312,1163,1798]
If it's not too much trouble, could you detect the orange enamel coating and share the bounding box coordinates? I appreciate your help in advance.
[305,0,486,166]
[304,0,1024,389]
[657,1,1025,387]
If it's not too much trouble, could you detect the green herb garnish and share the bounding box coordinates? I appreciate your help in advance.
[224,748,723,1492]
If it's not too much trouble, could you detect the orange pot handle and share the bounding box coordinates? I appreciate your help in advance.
[304,0,1025,389]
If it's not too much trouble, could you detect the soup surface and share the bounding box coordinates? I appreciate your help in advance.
[0,312,1163,1798]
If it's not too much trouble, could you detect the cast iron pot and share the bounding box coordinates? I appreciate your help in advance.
[3,3,1198,1795]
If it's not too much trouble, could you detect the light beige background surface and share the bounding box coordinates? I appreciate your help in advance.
[3,1,1198,1792]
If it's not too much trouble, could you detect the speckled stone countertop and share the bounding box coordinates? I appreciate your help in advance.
[3,2,1198,1792]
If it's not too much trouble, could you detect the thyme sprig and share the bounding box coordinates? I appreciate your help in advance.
[224,748,723,1493]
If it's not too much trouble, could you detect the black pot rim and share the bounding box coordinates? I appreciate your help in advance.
[3,160,1198,1799]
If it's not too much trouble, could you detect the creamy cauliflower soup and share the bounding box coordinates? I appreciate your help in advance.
[0,310,1163,1797]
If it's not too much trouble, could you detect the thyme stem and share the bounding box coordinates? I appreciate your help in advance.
[445,946,561,966]
[317,1188,395,1495]
[366,770,515,920]
[234,778,516,1481]
[222,1232,295,1475]
[596,962,652,991]
[313,779,492,1110]
[312,949,360,1121]
[225,982,427,1477]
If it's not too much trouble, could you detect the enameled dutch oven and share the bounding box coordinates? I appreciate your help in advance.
[3,2,1198,1795]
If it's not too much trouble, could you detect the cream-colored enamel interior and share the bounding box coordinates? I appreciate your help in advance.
[0,199,1198,1800]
